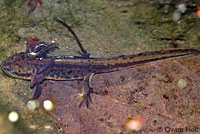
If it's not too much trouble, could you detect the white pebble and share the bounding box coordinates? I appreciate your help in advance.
[125,117,144,131]
[27,100,40,111]
[172,10,181,22]
[8,111,19,122]
[177,3,187,13]
[177,78,188,88]
[43,100,54,111]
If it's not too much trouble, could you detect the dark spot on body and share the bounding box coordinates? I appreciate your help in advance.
[122,56,127,60]
[137,53,143,56]
[50,73,55,78]
[68,70,72,74]
[55,73,59,78]
[65,75,70,79]
[74,75,79,78]
[61,72,65,77]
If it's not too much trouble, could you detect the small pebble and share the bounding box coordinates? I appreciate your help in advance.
[125,117,144,131]
[8,111,19,122]
[44,125,53,130]
[172,10,181,22]
[27,100,40,111]
[197,9,200,18]
[43,100,54,111]
[29,124,37,130]
[177,78,188,89]
[17,27,27,36]
[177,3,187,13]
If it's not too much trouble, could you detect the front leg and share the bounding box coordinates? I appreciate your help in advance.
[30,70,45,100]
[30,62,51,99]
[32,83,42,99]
[79,73,95,108]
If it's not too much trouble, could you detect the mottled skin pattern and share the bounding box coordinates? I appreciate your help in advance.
[2,49,200,81]
[2,47,200,107]
[1,18,200,107]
